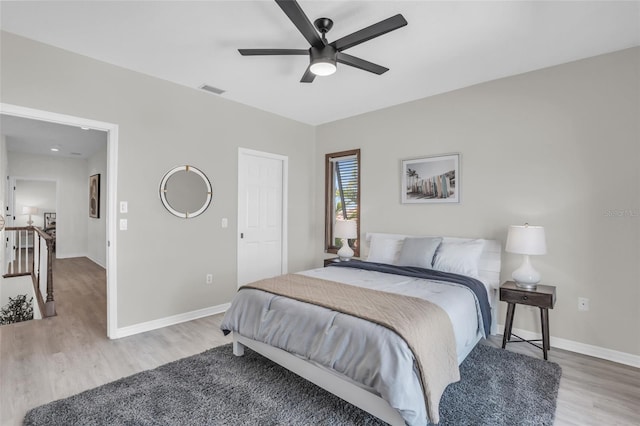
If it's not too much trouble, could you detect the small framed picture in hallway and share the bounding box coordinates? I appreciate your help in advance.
[89,174,100,218]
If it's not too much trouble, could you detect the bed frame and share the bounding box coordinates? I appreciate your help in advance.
[233,334,406,425]
[233,234,502,425]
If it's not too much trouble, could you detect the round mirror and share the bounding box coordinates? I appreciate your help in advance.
[159,165,212,218]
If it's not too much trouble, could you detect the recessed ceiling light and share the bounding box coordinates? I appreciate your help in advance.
[50,147,60,152]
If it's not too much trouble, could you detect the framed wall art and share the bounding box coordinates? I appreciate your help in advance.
[402,153,460,204]
[89,174,100,218]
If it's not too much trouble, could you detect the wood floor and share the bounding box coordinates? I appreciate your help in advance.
[1,257,638,425]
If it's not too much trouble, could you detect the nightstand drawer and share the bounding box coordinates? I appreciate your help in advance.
[500,284,556,309]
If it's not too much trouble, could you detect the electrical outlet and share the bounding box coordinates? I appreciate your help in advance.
[578,297,589,311]
[206,274,213,284]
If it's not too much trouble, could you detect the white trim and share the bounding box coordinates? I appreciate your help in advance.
[55,252,90,259]
[237,148,289,285]
[113,303,231,339]
[85,255,106,269]
[0,103,119,339]
[499,324,640,368]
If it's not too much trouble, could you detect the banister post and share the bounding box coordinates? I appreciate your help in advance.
[44,237,56,317]
[30,227,35,275]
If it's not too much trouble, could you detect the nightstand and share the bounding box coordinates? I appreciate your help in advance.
[500,281,556,360]
[323,257,341,267]
[323,257,360,267]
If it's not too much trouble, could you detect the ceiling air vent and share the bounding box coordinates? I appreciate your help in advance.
[199,84,226,95]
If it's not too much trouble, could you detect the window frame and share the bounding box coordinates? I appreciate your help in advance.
[325,149,361,257]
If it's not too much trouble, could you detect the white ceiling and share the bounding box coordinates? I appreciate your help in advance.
[1,115,107,159]
[1,1,639,126]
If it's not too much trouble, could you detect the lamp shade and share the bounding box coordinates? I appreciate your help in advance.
[505,224,547,255]
[22,206,38,215]
[334,219,357,239]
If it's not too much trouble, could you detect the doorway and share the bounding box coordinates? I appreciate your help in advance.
[237,148,288,287]
[0,103,119,338]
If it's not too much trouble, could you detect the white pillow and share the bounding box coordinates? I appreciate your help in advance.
[367,235,404,264]
[396,237,443,268]
[432,239,485,278]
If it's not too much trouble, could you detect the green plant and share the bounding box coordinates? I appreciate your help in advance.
[0,294,34,325]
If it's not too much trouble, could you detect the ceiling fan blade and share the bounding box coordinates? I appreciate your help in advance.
[331,14,407,52]
[300,65,316,83]
[238,49,308,56]
[336,52,388,75]
[276,0,324,48]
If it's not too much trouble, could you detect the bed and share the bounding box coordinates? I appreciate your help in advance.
[221,233,502,425]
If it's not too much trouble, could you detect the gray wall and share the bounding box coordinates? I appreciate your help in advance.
[1,31,316,328]
[316,47,640,356]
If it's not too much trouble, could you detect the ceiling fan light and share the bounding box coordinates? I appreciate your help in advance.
[309,45,337,77]
[310,59,336,76]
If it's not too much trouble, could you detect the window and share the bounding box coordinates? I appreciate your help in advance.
[325,149,360,257]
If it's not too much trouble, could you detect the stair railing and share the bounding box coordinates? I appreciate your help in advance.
[3,226,56,317]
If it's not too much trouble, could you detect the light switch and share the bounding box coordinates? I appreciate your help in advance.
[119,219,128,230]
[120,201,128,213]
[221,218,228,228]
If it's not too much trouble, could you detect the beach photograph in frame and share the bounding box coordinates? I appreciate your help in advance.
[402,153,459,204]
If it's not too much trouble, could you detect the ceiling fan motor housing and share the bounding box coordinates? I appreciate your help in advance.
[310,45,337,76]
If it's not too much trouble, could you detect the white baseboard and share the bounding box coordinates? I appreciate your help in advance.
[113,303,231,339]
[55,252,88,259]
[498,324,640,368]
[85,255,106,269]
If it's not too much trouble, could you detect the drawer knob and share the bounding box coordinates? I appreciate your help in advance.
[522,295,528,300]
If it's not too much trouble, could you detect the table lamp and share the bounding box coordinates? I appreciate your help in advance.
[334,219,357,261]
[22,206,38,226]
[505,223,547,289]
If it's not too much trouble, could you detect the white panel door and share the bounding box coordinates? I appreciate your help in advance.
[237,149,287,287]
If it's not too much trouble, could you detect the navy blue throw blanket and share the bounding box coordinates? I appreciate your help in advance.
[329,260,492,336]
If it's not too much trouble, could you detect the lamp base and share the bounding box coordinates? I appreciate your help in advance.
[512,254,541,289]
[337,238,354,261]
[515,281,538,290]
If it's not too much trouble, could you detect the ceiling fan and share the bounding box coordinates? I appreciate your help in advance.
[239,0,408,83]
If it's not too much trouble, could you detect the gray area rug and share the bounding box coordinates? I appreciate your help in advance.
[24,343,561,426]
